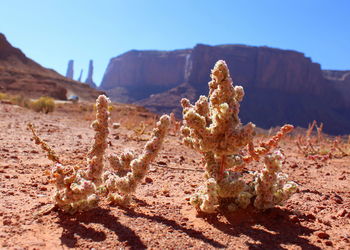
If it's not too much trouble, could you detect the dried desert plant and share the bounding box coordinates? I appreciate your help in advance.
[29,95,170,213]
[296,120,348,161]
[103,115,170,205]
[28,95,110,213]
[181,60,297,213]
[169,112,181,136]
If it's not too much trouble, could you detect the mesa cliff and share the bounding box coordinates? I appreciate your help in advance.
[0,34,103,101]
[100,44,350,134]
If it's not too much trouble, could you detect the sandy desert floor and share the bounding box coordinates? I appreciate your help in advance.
[0,102,349,249]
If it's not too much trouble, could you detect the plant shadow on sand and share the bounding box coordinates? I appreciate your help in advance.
[200,206,321,250]
[120,206,226,248]
[57,207,147,249]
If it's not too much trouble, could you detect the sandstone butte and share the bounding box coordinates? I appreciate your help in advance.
[100,44,350,135]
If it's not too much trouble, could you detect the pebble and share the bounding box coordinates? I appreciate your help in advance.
[289,215,299,223]
[157,161,167,166]
[144,177,153,184]
[332,195,343,204]
[3,219,11,226]
[306,213,316,220]
[316,231,330,240]
[290,163,298,169]
[324,240,333,246]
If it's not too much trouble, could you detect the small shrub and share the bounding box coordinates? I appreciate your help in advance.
[29,95,170,213]
[31,96,55,114]
[296,120,349,161]
[0,92,8,100]
[181,60,297,213]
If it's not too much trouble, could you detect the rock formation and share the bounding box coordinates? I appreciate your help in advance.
[101,43,350,134]
[323,70,350,108]
[77,69,83,82]
[85,60,96,88]
[0,33,104,101]
[66,60,74,79]
[100,49,191,102]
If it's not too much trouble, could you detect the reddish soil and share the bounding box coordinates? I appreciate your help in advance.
[0,102,349,249]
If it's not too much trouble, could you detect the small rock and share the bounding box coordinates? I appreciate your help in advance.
[145,177,153,184]
[332,194,343,204]
[112,123,120,129]
[338,176,346,180]
[3,219,11,226]
[4,175,11,179]
[290,163,298,169]
[157,161,167,166]
[289,215,299,223]
[316,231,330,240]
[324,240,333,246]
[306,213,316,220]
[179,156,185,162]
[39,186,48,191]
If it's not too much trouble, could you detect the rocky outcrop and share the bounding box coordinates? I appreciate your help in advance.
[136,82,196,116]
[66,60,74,79]
[0,33,104,101]
[323,70,350,108]
[85,60,96,88]
[77,69,83,82]
[100,43,350,134]
[100,49,191,102]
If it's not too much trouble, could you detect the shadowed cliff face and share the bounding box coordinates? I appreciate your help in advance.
[100,49,192,102]
[101,43,350,134]
[0,33,104,101]
[323,70,350,108]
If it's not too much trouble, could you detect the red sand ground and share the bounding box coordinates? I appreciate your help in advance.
[0,102,349,249]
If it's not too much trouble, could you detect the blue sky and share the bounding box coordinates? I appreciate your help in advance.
[1,0,349,85]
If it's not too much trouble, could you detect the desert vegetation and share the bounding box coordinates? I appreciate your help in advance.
[0,92,55,113]
[28,95,170,213]
[181,60,297,213]
[1,61,349,249]
[296,120,349,161]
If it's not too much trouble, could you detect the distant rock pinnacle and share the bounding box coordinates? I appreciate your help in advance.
[85,59,96,88]
[66,60,74,79]
[77,69,83,82]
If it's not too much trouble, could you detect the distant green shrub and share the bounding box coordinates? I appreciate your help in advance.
[31,96,55,114]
